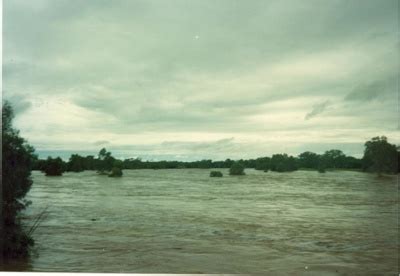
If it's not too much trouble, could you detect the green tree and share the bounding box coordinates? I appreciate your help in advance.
[43,157,65,176]
[298,151,320,169]
[97,148,115,174]
[67,154,85,172]
[322,149,346,169]
[254,157,270,171]
[229,162,245,175]
[362,136,397,175]
[2,101,36,258]
[84,155,95,170]
[270,154,298,172]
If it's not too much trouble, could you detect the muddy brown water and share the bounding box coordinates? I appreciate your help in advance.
[5,169,399,274]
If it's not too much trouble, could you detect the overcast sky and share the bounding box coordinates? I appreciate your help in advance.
[3,0,399,160]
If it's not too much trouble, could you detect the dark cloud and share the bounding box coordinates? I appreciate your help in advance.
[305,101,330,120]
[93,140,110,146]
[3,0,399,156]
[345,81,388,102]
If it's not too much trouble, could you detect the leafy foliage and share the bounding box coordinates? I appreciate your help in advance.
[298,151,320,169]
[67,154,86,172]
[31,138,397,175]
[42,157,65,176]
[210,171,223,177]
[270,154,298,172]
[97,148,115,174]
[2,101,36,258]
[362,136,398,175]
[229,162,245,175]
[254,157,270,171]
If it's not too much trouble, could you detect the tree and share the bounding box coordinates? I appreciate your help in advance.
[362,136,397,175]
[2,101,36,258]
[229,162,245,175]
[43,157,65,176]
[254,157,270,171]
[97,148,115,174]
[322,149,346,169]
[342,156,362,169]
[84,155,95,170]
[224,158,234,168]
[67,154,85,172]
[298,151,319,169]
[270,154,298,172]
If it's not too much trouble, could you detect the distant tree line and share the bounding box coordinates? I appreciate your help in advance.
[33,137,399,175]
[35,148,123,177]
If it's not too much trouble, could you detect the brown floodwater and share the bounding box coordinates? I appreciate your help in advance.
[4,169,399,274]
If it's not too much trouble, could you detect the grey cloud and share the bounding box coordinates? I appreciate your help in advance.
[305,101,330,120]
[3,0,399,157]
[161,138,235,152]
[110,137,266,160]
[345,81,388,102]
[93,140,110,146]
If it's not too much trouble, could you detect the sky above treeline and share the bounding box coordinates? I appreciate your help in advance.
[3,0,399,161]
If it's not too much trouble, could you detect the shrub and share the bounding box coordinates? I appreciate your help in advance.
[229,162,245,175]
[210,171,223,177]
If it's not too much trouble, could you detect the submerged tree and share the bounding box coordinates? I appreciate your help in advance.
[362,136,397,175]
[97,148,115,174]
[67,154,85,172]
[42,157,65,176]
[298,151,319,169]
[229,162,245,175]
[2,101,36,258]
[210,171,223,177]
[317,164,326,173]
[108,159,123,177]
[322,149,346,169]
[270,154,298,172]
[254,157,270,171]
[108,167,123,177]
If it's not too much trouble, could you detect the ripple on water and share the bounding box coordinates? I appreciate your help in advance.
[8,169,399,274]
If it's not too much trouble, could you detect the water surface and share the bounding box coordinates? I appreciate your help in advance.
[14,169,400,274]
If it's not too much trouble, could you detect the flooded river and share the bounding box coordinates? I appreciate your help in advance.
[10,169,400,274]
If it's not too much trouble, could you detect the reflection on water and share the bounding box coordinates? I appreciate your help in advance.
[5,169,399,274]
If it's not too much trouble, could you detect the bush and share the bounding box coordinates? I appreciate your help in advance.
[210,171,223,177]
[229,162,245,175]
[109,167,123,177]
